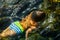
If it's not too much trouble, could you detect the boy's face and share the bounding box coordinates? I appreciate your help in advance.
[25,10,44,22]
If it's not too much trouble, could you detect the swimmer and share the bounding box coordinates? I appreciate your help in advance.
[0,10,45,40]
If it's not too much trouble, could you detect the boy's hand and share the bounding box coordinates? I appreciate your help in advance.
[25,26,36,40]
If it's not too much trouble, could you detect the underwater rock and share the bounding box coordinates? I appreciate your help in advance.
[4,0,20,5]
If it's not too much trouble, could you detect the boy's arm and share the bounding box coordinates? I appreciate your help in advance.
[25,26,36,40]
[21,13,32,22]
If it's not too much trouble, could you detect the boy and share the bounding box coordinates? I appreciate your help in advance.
[0,10,45,40]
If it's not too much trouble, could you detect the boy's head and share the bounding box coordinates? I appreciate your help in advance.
[31,10,45,22]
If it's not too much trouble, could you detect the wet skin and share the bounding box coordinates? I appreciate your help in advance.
[0,10,44,40]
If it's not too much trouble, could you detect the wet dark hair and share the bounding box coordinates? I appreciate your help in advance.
[31,10,45,22]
